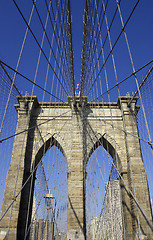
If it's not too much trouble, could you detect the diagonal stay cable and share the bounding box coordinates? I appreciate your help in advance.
[91,59,153,102]
[87,109,153,148]
[82,0,108,94]
[0,60,65,102]
[57,0,73,92]
[44,0,73,94]
[32,0,72,95]
[12,0,69,97]
[0,63,22,97]
[82,0,99,97]
[0,116,69,223]
[0,1,36,137]
[86,120,153,232]
[0,109,71,143]
[67,0,75,98]
[128,65,153,106]
[80,0,89,97]
[60,0,74,95]
[43,0,71,91]
[116,0,153,160]
[83,0,121,95]
[86,0,140,97]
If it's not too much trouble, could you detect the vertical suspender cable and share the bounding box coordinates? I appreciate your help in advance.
[0,0,36,136]
[67,0,75,98]
[80,0,89,98]
[116,0,153,155]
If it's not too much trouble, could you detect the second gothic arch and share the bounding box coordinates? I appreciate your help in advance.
[87,133,122,172]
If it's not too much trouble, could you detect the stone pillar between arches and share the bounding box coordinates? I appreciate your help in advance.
[67,97,87,240]
[118,97,153,240]
[0,96,38,240]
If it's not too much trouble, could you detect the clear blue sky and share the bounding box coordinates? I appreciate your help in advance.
[0,0,153,231]
[0,0,153,99]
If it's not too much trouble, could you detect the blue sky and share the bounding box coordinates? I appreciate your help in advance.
[0,0,153,99]
[0,0,153,233]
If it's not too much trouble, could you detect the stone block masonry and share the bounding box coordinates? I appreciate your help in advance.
[0,96,152,239]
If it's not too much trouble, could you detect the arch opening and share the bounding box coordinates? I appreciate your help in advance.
[86,137,124,239]
[87,135,121,171]
[34,135,67,170]
[17,136,68,240]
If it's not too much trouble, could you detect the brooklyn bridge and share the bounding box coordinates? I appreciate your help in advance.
[0,0,153,239]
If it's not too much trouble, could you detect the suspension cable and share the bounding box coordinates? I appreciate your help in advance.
[0,109,71,143]
[86,0,140,97]
[91,59,153,101]
[0,1,36,136]
[0,60,65,102]
[85,118,153,232]
[12,0,69,97]
[0,117,69,223]
[67,0,75,97]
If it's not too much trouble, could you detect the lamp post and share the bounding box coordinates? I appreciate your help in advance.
[44,190,55,240]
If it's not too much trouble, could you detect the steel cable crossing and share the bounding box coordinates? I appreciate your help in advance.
[0,117,69,222]
[80,0,140,97]
[0,0,153,239]
[0,1,74,239]
[80,0,153,238]
[12,0,75,99]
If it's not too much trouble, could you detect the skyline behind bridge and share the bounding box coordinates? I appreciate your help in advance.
[0,0,153,239]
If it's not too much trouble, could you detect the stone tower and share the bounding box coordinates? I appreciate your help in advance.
[0,96,152,239]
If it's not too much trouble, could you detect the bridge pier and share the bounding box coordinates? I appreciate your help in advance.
[118,97,153,239]
[67,97,87,240]
[67,170,86,240]
[0,97,38,240]
[0,96,152,239]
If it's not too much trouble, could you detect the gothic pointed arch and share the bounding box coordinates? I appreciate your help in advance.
[33,135,67,171]
[87,133,122,172]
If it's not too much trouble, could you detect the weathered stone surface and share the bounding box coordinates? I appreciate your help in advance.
[0,96,152,239]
